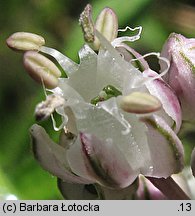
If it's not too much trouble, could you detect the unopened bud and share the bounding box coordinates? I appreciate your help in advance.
[135,175,166,200]
[93,7,118,50]
[6,32,45,51]
[23,51,61,89]
[160,33,195,121]
[119,92,161,114]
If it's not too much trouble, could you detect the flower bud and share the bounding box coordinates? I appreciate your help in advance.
[6,32,45,51]
[135,175,166,200]
[160,33,195,121]
[93,7,118,50]
[23,51,61,89]
[119,92,161,114]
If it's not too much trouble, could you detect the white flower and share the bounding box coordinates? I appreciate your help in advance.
[7,5,184,199]
[30,25,184,196]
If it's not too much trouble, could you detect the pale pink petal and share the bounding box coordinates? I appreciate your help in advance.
[142,115,184,178]
[30,124,93,184]
[79,132,138,189]
[135,175,166,200]
[143,69,182,133]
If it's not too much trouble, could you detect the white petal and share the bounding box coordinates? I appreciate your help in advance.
[95,30,144,93]
[69,98,152,175]
[66,45,99,102]
[40,46,78,75]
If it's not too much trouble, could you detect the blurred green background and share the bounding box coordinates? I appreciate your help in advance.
[0,0,195,199]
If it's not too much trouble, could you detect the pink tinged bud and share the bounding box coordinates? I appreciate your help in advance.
[6,32,45,51]
[93,7,118,50]
[119,92,161,114]
[141,115,184,178]
[136,175,166,200]
[30,124,93,184]
[143,69,182,133]
[80,132,137,189]
[23,51,61,89]
[160,33,195,121]
[191,148,195,177]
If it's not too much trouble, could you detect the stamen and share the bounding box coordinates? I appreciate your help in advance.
[38,78,69,131]
[23,51,61,89]
[40,77,48,98]
[118,26,142,34]
[51,113,68,131]
[116,42,149,70]
[130,52,170,86]
[119,92,161,114]
[79,4,94,43]
[112,26,142,47]
[35,94,65,121]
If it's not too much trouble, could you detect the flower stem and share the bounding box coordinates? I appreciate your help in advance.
[95,184,105,200]
[147,176,190,200]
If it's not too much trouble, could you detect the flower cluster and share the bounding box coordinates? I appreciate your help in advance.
[6,4,195,199]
